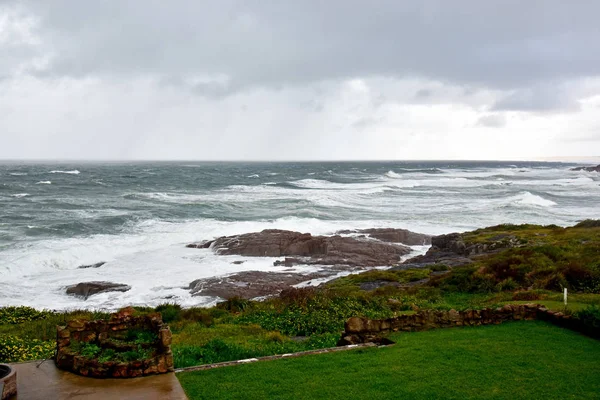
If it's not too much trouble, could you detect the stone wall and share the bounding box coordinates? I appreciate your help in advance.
[339,304,593,345]
[55,307,174,378]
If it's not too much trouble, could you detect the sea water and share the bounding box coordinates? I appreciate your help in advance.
[0,161,598,310]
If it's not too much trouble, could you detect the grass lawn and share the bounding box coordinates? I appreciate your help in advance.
[177,321,600,400]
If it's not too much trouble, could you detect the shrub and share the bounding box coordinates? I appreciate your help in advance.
[575,305,600,329]
[155,303,182,323]
[0,306,52,324]
[512,290,545,301]
[266,331,286,343]
[181,308,214,327]
[0,335,54,362]
[279,287,317,307]
[217,297,250,313]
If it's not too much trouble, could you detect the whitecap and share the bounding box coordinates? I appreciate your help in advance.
[11,193,30,198]
[36,181,51,185]
[512,192,557,207]
[9,172,28,176]
[385,170,402,179]
[50,170,80,175]
[247,174,260,178]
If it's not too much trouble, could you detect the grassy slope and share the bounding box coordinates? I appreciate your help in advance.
[177,321,600,400]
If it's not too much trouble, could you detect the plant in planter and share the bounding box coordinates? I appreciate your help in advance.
[55,307,174,378]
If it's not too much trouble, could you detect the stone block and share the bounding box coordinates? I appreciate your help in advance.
[67,319,85,330]
[345,317,365,333]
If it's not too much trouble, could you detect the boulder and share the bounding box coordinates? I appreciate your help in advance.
[194,229,411,267]
[402,230,524,267]
[336,228,431,245]
[66,281,131,299]
[189,270,329,299]
[77,261,106,269]
[570,164,600,172]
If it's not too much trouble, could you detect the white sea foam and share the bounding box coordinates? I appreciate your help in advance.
[9,172,27,176]
[50,170,81,175]
[511,192,557,207]
[385,170,403,179]
[36,181,52,184]
[0,216,446,311]
[11,193,30,198]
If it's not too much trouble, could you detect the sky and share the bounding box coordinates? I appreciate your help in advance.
[1,1,599,161]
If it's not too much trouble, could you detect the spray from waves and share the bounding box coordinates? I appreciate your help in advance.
[50,170,81,175]
[385,171,403,179]
[9,172,28,176]
[10,193,30,198]
[511,192,557,207]
[36,181,52,185]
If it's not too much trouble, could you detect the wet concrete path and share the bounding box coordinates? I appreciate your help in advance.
[10,361,187,400]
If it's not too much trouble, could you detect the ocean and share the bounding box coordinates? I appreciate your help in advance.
[0,161,598,311]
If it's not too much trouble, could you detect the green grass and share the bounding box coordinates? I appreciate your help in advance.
[177,321,600,400]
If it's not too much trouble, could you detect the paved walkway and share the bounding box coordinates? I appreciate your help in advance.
[10,361,187,400]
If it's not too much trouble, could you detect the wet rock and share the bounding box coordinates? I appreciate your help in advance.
[66,281,131,299]
[189,270,332,299]
[337,228,431,245]
[402,230,523,267]
[77,261,106,269]
[570,164,600,172]
[186,241,213,249]
[197,229,411,267]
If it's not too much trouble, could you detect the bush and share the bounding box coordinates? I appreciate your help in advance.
[512,290,545,301]
[217,297,250,313]
[0,335,54,362]
[155,303,182,323]
[0,306,52,324]
[575,305,600,329]
[181,308,214,327]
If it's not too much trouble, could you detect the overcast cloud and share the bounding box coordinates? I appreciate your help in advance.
[1,0,599,160]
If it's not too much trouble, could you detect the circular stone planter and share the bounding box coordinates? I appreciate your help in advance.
[0,364,17,400]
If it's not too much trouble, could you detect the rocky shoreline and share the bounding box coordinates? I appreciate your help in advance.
[65,224,552,302]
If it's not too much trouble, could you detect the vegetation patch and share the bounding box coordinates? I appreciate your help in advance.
[0,335,54,363]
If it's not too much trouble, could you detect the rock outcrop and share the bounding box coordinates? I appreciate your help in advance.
[336,228,431,245]
[402,231,524,268]
[66,281,131,299]
[190,229,412,267]
[189,271,328,299]
[570,164,600,172]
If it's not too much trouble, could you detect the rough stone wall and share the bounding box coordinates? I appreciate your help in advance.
[55,307,174,378]
[339,304,591,345]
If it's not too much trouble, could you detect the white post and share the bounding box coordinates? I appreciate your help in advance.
[564,288,568,307]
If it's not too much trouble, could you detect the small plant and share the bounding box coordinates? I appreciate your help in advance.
[98,349,117,363]
[217,297,250,313]
[155,303,182,323]
[125,329,158,344]
[181,308,214,327]
[266,331,286,343]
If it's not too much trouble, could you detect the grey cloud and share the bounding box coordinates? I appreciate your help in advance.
[477,114,507,128]
[9,0,600,97]
[492,85,580,112]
